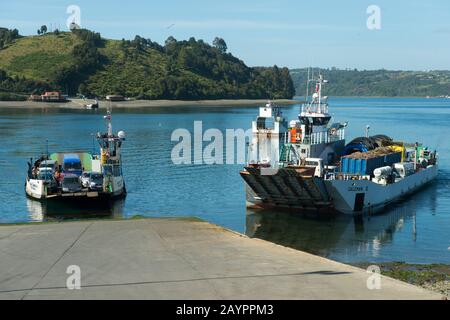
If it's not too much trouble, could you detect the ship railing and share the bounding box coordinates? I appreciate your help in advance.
[301,103,329,115]
[281,128,345,146]
[302,129,345,145]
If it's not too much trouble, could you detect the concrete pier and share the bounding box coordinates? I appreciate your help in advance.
[0,218,443,300]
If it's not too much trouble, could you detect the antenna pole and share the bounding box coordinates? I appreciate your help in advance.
[108,100,113,137]
[305,68,310,102]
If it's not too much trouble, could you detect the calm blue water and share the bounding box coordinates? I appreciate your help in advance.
[0,97,449,264]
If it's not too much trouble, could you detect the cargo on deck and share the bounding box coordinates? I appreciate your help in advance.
[340,148,402,176]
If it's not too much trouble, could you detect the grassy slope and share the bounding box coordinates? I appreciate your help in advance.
[0,33,81,82]
[0,32,249,98]
[0,33,169,86]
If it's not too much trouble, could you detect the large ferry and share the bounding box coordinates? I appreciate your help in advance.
[240,74,438,215]
[25,107,126,204]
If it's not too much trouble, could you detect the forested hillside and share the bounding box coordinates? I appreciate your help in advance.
[0,28,295,100]
[291,68,450,97]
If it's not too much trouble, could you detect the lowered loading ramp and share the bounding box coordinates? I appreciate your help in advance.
[241,166,333,211]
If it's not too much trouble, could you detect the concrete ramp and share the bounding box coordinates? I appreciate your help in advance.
[0,219,442,300]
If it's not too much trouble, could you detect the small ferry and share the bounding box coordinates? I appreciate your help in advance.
[240,73,438,215]
[25,107,126,204]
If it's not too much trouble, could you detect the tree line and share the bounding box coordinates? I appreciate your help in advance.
[291,68,450,97]
[81,34,294,99]
[0,27,20,49]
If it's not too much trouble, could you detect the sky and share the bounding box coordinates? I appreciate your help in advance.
[1,0,450,70]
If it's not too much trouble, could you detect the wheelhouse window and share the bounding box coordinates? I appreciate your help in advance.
[256,117,274,130]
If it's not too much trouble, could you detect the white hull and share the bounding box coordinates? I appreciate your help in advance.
[25,179,46,199]
[25,176,126,201]
[326,165,438,214]
[242,165,438,215]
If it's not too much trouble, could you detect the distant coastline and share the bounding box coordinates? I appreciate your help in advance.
[291,68,450,98]
[0,98,299,109]
[2,96,449,110]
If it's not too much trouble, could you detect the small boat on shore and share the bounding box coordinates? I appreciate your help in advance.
[25,107,126,205]
[85,98,99,109]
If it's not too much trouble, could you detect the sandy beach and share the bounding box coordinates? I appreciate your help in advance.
[0,98,299,109]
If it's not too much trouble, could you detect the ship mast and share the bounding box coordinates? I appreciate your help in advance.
[107,100,113,138]
[305,68,310,103]
[318,74,322,113]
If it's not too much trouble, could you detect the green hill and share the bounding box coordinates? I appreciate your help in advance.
[291,68,450,97]
[0,28,295,100]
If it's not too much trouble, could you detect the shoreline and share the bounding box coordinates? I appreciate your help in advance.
[1,96,447,110]
[352,262,449,298]
[0,98,299,109]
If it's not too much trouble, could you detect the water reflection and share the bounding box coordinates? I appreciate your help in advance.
[26,198,126,222]
[246,201,419,262]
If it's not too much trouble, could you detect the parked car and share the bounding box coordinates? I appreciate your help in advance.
[38,160,58,173]
[79,172,104,191]
[37,169,58,190]
[89,173,104,191]
[61,174,82,193]
[80,172,91,188]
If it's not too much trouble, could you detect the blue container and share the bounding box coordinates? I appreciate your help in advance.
[341,157,348,173]
[349,158,356,174]
[361,159,367,175]
[340,151,402,176]
[354,159,361,175]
